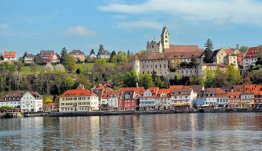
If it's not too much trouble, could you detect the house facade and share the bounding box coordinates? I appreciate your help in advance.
[118,90,139,111]
[2,51,17,62]
[108,90,120,110]
[97,50,111,59]
[170,86,196,108]
[69,50,86,62]
[118,87,145,111]
[139,87,159,110]
[157,89,172,109]
[0,92,23,109]
[59,85,99,112]
[20,92,43,112]
[227,92,241,108]
[23,54,35,64]
[36,50,60,64]
[243,47,258,71]
[240,92,254,108]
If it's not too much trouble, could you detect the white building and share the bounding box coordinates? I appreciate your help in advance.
[21,92,43,112]
[108,90,120,110]
[2,51,17,62]
[170,86,197,108]
[243,47,259,71]
[199,88,227,108]
[0,92,22,109]
[139,88,159,110]
[97,50,111,59]
[59,85,99,112]
[157,89,172,109]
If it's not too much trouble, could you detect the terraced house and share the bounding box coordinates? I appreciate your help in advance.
[59,85,99,112]
[139,87,159,110]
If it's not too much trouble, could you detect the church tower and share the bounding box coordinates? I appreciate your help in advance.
[160,26,170,52]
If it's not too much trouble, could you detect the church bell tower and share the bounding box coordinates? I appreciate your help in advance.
[161,26,170,52]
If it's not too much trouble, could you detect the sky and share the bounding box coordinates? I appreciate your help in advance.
[0,0,262,57]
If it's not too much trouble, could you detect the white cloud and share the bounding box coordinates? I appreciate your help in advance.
[99,0,262,26]
[118,20,161,29]
[66,26,95,37]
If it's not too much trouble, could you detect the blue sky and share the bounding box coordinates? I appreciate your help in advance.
[0,0,262,57]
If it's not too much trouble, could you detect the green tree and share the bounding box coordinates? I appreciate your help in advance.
[123,71,138,87]
[60,47,68,63]
[64,76,75,89]
[98,44,104,54]
[76,68,81,74]
[75,75,91,89]
[190,75,204,85]
[110,51,116,62]
[90,49,95,55]
[112,52,128,64]
[139,73,154,89]
[95,58,107,65]
[239,46,248,53]
[23,51,28,58]
[0,62,16,92]
[203,69,216,87]
[203,38,214,63]
[226,65,242,85]
[63,54,77,72]
[248,70,262,84]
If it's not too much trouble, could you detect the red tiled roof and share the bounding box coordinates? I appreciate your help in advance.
[60,89,96,97]
[171,87,193,96]
[204,88,225,95]
[165,45,202,52]
[119,87,145,95]
[3,51,16,58]
[228,91,241,97]
[169,85,191,91]
[148,87,159,96]
[158,89,171,95]
[244,47,258,59]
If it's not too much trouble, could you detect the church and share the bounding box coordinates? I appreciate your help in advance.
[133,26,205,79]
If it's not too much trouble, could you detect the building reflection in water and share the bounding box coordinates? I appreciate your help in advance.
[0,113,261,150]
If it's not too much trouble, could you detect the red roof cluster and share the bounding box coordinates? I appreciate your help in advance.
[244,47,258,59]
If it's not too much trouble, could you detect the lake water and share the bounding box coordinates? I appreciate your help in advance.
[0,113,261,151]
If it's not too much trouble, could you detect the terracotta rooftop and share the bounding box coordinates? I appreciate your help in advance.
[244,47,258,59]
[3,51,16,58]
[165,45,202,52]
[60,89,96,97]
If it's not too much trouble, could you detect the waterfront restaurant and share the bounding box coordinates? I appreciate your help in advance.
[59,84,99,112]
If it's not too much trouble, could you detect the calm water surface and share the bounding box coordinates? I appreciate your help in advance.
[0,113,261,151]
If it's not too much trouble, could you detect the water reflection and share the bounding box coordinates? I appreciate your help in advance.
[0,113,261,150]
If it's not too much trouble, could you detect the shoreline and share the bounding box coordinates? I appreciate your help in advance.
[45,108,262,117]
[1,109,261,118]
